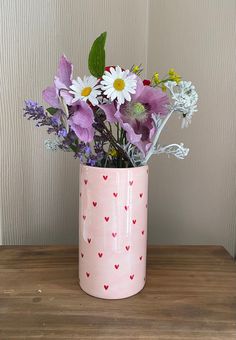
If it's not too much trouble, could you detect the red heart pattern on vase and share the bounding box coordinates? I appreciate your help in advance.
[103,175,108,180]
[130,274,134,280]
[98,252,103,258]
[93,201,97,207]
[114,264,119,269]
[104,216,109,222]
[113,193,118,197]
[104,285,109,290]
[112,232,117,238]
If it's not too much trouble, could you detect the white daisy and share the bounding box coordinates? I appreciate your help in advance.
[100,66,137,105]
[69,75,101,106]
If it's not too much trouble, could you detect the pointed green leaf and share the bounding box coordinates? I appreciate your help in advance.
[88,32,107,78]
[46,107,58,115]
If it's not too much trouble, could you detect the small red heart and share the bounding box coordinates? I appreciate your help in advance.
[79,192,82,197]
[87,238,91,244]
[124,205,129,211]
[113,193,118,197]
[112,232,117,238]
[114,264,119,269]
[139,193,143,198]
[141,230,144,235]
[84,179,88,185]
[130,274,134,280]
[129,180,133,186]
[83,215,86,220]
[81,252,84,258]
[125,245,130,251]
[86,272,90,277]
[103,175,108,180]
[139,256,143,261]
[132,219,136,224]
[104,217,109,222]
[104,285,109,290]
[98,252,103,258]
[93,201,97,207]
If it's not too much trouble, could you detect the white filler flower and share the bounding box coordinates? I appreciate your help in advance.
[101,66,137,105]
[69,76,101,106]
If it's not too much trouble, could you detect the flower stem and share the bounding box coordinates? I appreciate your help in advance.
[93,117,133,166]
[143,110,174,164]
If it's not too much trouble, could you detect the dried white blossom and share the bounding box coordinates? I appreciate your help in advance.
[44,139,59,151]
[165,80,198,128]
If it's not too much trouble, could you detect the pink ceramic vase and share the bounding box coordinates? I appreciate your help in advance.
[79,164,148,299]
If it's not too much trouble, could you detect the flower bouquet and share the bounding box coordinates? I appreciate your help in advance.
[23,32,198,299]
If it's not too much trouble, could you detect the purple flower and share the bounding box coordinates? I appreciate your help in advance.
[50,112,62,126]
[23,100,45,120]
[98,102,117,123]
[115,77,169,154]
[42,55,73,108]
[58,128,67,138]
[68,100,94,143]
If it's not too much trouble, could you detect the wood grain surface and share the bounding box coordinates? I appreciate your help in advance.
[0,246,235,339]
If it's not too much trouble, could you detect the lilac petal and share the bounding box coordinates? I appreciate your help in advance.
[70,101,94,128]
[98,102,117,123]
[114,110,141,144]
[56,55,73,88]
[70,124,94,143]
[54,77,73,106]
[137,86,169,116]
[131,77,144,101]
[42,86,60,108]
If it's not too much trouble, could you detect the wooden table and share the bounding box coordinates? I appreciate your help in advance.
[0,246,235,339]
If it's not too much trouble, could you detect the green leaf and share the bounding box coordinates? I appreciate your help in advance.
[46,107,58,115]
[88,32,107,78]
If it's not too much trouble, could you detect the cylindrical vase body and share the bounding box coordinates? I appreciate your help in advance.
[79,164,148,299]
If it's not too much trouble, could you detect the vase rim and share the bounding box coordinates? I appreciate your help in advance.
[80,164,148,172]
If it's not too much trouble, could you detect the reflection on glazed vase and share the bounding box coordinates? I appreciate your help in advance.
[78,164,148,299]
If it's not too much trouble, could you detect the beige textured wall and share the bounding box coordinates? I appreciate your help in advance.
[147,0,236,256]
[0,0,235,256]
[0,0,148,244]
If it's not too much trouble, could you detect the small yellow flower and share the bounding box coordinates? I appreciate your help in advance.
[168,68,181,84]
[133,65,140,74]
[153,72,160,84]
[168,68,175,76]
[161,84,167,92]
[109,147,118,157]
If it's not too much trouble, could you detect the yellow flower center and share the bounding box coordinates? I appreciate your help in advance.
[113,78,125,91]
[81,87,92,97]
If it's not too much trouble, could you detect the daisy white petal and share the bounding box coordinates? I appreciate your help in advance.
[69,75,100,106]
[101,65,137,105]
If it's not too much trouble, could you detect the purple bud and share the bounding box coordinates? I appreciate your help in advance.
[58,128,67,137]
